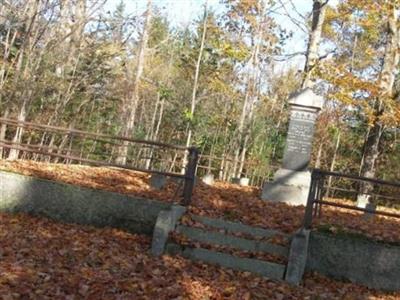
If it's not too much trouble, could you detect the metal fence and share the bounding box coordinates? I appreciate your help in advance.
[0,118,199,205]
[303,169,400,229]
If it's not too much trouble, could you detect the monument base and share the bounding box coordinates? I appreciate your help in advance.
[262,169,311,206]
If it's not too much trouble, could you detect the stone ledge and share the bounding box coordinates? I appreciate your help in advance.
[307,231,400,291]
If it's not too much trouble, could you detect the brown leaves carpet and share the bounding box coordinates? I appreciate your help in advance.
[0,160,399,299]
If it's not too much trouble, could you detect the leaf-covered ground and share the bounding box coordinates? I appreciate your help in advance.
[1,160,399,243]
[1,212,399,299]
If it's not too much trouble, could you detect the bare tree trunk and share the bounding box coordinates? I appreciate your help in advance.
[234,10,264,178]
[147,92,160,140]
[315,142,323,168]
[326,131,341,197]
[153,98,165,141]
[146,97,165,168]
[0,108,10,158]
[358,127,369,176]
[144,92,160,169]
[182,0,208,172]
[302,0,328,88]
[232,91,250,177]
[238,134,249,177]
[144,46,174,169]
[271,100,286,159]
[219,124,230,180]
[7,0,48,160]
[358,6,400,205]
[186,0,208,148]
[206,127,220,175]
[8,96,30,160]
[117,0,152,165]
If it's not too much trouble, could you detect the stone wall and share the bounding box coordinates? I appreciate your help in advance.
[307,231,400,291]
[0,170,172,235]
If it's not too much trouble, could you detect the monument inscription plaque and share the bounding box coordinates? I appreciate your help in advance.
[282,110,317,171]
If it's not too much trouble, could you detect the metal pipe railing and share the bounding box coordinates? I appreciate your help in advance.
[0,117,189,150]
[303,169,400,229]
[0,118,199,205]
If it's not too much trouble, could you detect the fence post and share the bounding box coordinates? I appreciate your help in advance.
[183,147,199,205]
[303,169,319,229]
[316,172,326,217]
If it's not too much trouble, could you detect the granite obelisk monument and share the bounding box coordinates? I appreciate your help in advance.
[262,88,324,205]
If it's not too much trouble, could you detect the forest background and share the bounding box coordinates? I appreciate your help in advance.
[0,0,399,186]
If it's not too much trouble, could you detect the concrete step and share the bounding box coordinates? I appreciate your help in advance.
[166,243,285,280]
[192,215,289,241]
[176,225,289,258]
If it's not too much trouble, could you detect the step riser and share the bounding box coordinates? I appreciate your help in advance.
[192,215,289,241]
[158,212,291,282]
[176,225,289,258]
[166,243,285,280]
